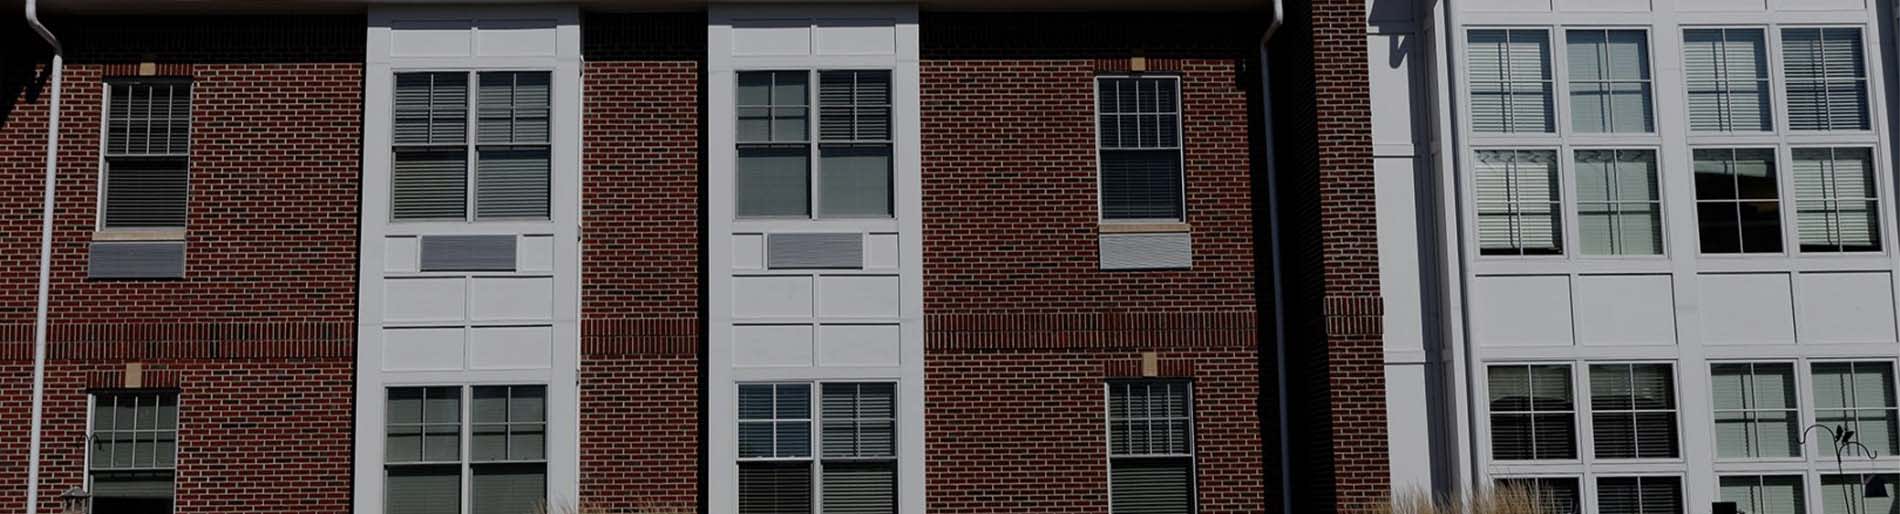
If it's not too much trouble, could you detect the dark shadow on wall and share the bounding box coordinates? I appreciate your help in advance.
[1,16,55,129]
[920,12,1257,61]
[48,15,365,64]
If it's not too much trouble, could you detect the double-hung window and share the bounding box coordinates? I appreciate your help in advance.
[1469,29,1555,133]
[1811,362,1897,456]
[737,382,897,514]
[1822,474,1897,514]
[1719,476,1806,514]
[1475,149,1563,256]
[1684,28,1772,132]
[1781,28,1870,131]
[1107,381,1195,514]
[736,70,894,219]
[1488,364,1578,460]
[1711,363,1800,459]
[1596,476,1684,514]
[1567,30,1654,133]
[102,79,191,230]
[90,392,178,514]
[1791,148,1880,252]
[1096,77,1186,222]
[1589,364,1680,459]
[392,71,551,221]
[1575,149,1662,255]
[1694,148,1784,254]
[385,385,547,514]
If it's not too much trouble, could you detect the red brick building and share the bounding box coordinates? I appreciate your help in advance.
[0,2,1384,514]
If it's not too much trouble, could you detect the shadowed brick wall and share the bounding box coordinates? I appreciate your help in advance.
[920,13,1272,514]
[577,12,705,514]
[0,16,362,513]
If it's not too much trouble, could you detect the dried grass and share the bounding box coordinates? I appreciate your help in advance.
[1376,485,1544,514]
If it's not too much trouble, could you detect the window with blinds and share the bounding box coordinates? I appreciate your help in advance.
[1567,30,1653,133]
[1791,148,1880,252]
[1107,381,1195,514]
[1694,148,1784,254]
[1469,29,1554,134]
[1711,363,1800,459]
[1589,364,1680,459]
[1683,29,1771,133]
[737,70,894,220]
[821,383,896,514]
[1475,149,1562,256]
[1721,476,1806,514]
[1597,477,1683,514]
[1497,478,1581,514]
[738,382,898,514]
[392,71,550,221]
[1781,28,1869,132]
[89,392,178,514]
[1823,474,1897,514]
[1811,362,1897,456]
[1096,76,1186,221]
[103,80,191,229]
[1576,149,1662,255]
[386,385,546,514]
[1488,365,1577,460]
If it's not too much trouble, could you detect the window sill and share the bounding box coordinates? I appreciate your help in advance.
[1099,222,1191,234]
[93,228,185,242]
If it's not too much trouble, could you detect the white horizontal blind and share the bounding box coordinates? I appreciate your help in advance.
[1683,29,1771,132]
[1782,28,1869,131]
[1693,149,1784,254]
[1719,476,1805,514]
[818,70,894,218]
[393,73,470,220]
[1567,30,1653,133]
[475,72,552,220]
[1488,365,1577,460]
[1811,362,1898,456]
[1711,363,1800,459]
[1108,381,1195,514]
[1791,147,1880,252]
[739,462,813,514]
[1475,149,1562,256]
[1469,29,1554,133]
[737,71,813,218]
[1576,150,1662,255]
[1598,477,1683,514]
[820,383,897,514]
[386,387,462,514]
[1097,77,1186,221]
[1590,364,1680,459]
[103,80,191,229]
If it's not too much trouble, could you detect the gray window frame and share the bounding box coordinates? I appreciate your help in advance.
[99,78,192,231]
[734,69,895,221]
[390,70,553,223]
[1105,379,1198,514]
[1093,75,1189,223]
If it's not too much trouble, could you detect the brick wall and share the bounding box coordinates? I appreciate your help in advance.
[0,16,362,514]
[920,13,1271,514]
[577,13,705,513]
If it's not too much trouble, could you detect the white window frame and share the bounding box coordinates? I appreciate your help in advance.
[733,380,900,514]
[84,391,181,514]
[1585,362,1686,461]
[732,68,897,222]
[382,383,550,514]
[1708,361,1805,462]
[1093,74,1190,224]
[1104,379,1199,514]
[1563,28,1658,135]
[388,68,554,223]
[1481,360,1688,512]
[96,78,193,234]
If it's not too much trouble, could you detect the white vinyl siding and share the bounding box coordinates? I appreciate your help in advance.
[1469,29,1555,133]
[1589,364,1680,459]
[1575,149,1662,255]
[1720,476,1806,514]
[1567,30,1654,133]
[1108,381,1195,514]
[1476,149,1563,256]
[1597,476,1684,514]
[392,71,551,221]
[1781,28,1869,131]
[1811,362,1898,456]
[1683,29,1772,132]
[1693,148,1784,254]
[1791,148,1880,252]
[1488,365,1578,460]
[738,382,897,514]
[1712,363,1801,459]
[1097,76,1186,221]
[102,80,191,229]
[737,70,894,220]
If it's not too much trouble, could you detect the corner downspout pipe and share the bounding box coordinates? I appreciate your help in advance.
[1256,2,1291,514]
[23,0,64,512]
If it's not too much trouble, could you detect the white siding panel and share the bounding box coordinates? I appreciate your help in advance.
[385,277,468,323]
[386,236,419,273]
[865,233,899,270]
[1386,364,1436,491]
[475,19,558,56]
[816,324,901,367]
[733,20,813,56]
[469,276,555,321]
[391,20,473,57]
[733,324,815,367]
[815,21,896,56]
[1473,275,1576,346]
[518,235,554,272]
[818,275,901,318]
[468,325,553,370]
[733,234,766,270]
[1774,0,1864,10]
[1699,273,1796,345]
[734,275,816,319]
[1369,35,1419,148]
[1677,0,1766,9]
[1574,274,1678,346]
[1796,272,1896,343]
[384,327,466,371]
[1559,0,1652,11]
[1464,0,1553,11]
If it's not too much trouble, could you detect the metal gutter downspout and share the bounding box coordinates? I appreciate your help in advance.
[23,0,64,512]
[1256,2,1291,514]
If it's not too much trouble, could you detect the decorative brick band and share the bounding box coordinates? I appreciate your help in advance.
[1102,358,1196,378]
[1093,57,1187,72]
[1322,295,1384,336]
[0,321,353,361]
[101,63,193,77]
[87,369,182,390]
[582,318,700,356]
[926,312,1255,350]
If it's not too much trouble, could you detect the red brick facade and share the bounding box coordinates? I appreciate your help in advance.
[0,16,363,514]
[918,13,1272,514]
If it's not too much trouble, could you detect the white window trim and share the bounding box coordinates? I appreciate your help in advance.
[94,78,193,239]
[732,68,897,222]
[1104,380,1200,514]
[388,68,555,224]
[83,391,182,514]
[1092,74,1191,225]
[734,380,900,514]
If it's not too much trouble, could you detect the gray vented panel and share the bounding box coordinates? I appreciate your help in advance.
[1100,233,1193,270]
[89,242,185,279]
[421,235,516,271]
[768,233,863,269]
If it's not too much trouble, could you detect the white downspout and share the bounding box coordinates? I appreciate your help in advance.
[23,0,64,512]
[1256,2,1291,514]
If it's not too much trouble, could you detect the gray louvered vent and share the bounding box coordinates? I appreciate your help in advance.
[768,233,863,269]
[1100,233,1192,270]
[420,235,516,271]
[89,242,185,279]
